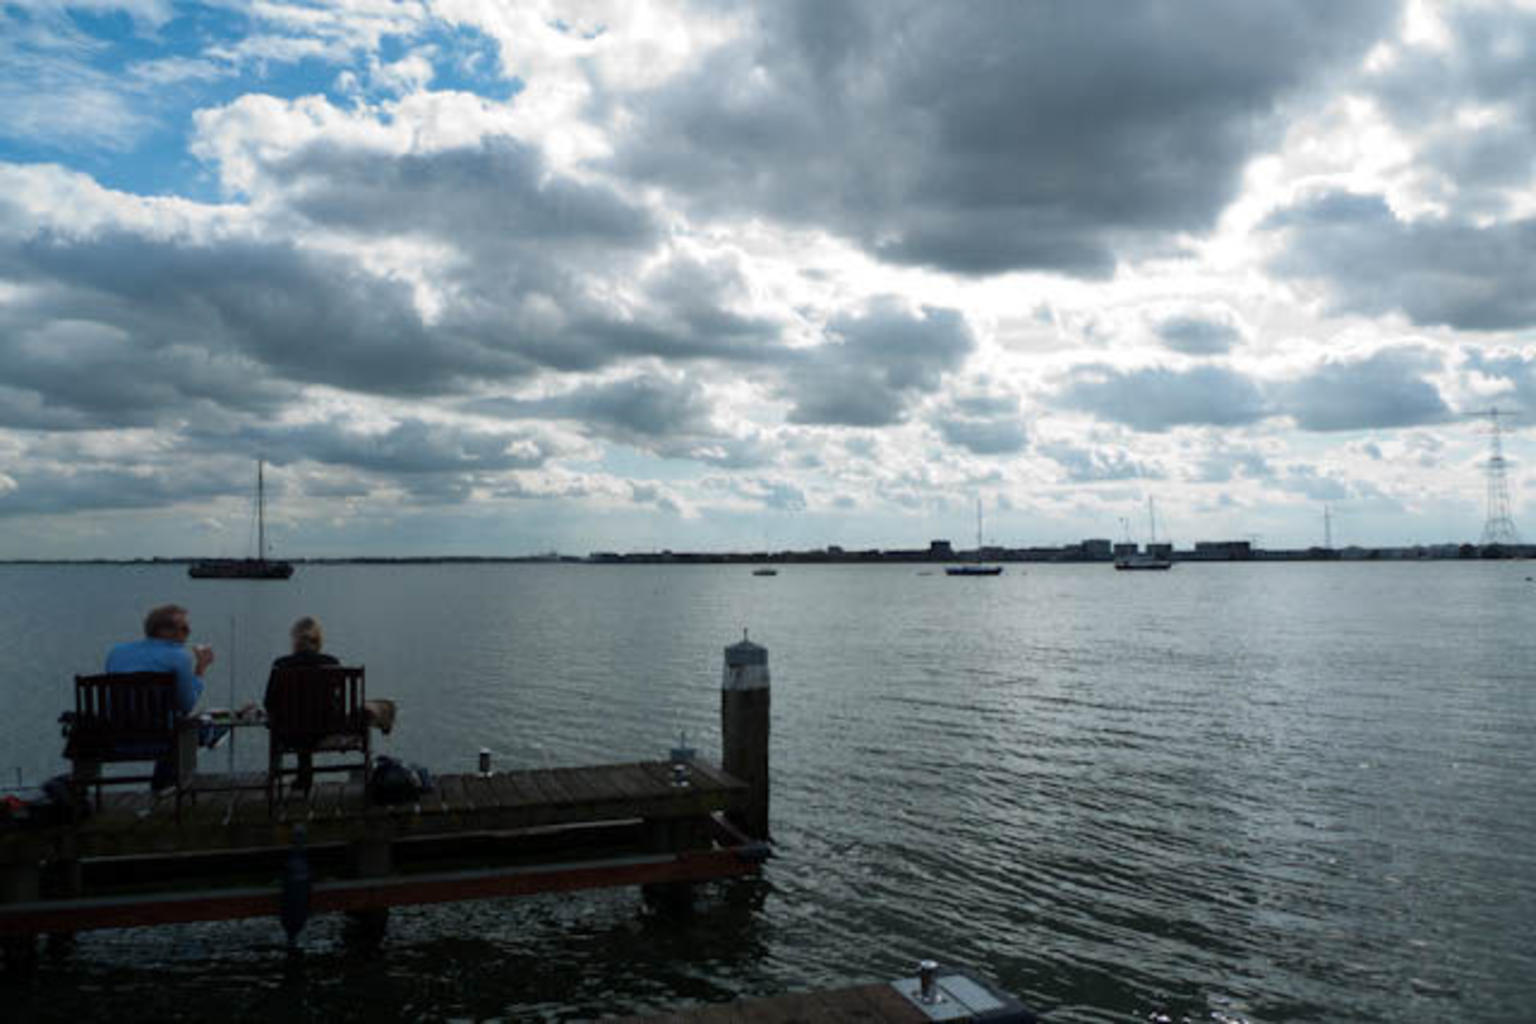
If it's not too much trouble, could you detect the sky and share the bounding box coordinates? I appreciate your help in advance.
[3,0,1536,558]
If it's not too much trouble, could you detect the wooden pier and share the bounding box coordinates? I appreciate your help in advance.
[615,969,1038,1023]
[0,758,762,946]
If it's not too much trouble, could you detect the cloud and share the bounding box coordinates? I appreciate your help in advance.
[1267,191,1536,331]
[0,314,286,430]
[0,462,231,517]
[1461,349,1536,415]
[471,373,715,440]
[931,389,1027,454]
[1367,6,1536,217]
[1155,312,1245,355]
[784,299,974,426]
[611,1,1397,277]
[273,135,656,250]
[1195,448,1273,483]
[1277,346,1451,432]
[722,477,807,512]
[1037,441,1157,482]
[1052,364,1269,432]
[6,225,527,397]
[234,417,558,476]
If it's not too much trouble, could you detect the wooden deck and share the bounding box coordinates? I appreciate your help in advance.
[0,759,760,939]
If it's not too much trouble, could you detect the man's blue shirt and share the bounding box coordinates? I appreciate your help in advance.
[105,638,204,713]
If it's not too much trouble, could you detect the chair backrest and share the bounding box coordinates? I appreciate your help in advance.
[265,665,366,745]
[74,672,180,738]
[69,672,180,759]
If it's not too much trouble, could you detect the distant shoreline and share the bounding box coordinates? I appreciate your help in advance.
[2,542,1532,566]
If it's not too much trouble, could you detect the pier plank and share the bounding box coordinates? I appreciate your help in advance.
[0,760,745,864]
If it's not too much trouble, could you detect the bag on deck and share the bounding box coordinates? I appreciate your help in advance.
[367,755,432,805]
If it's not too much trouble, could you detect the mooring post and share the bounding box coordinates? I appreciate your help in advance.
[721,631,770,841]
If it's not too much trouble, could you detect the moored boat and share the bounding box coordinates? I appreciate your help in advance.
[189,459,294,580]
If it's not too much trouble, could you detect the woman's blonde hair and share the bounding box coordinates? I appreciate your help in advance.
[290,616,324,653]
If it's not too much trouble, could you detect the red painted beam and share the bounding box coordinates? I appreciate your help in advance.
[0,848,759,936]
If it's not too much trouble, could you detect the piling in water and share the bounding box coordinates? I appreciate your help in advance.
[720,632,770,841]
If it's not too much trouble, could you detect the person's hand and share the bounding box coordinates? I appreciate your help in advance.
[193,644,216,674]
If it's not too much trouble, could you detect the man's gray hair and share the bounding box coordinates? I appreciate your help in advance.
[143,604,187,638]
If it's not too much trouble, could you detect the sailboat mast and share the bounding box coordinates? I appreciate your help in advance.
[1147,496,1157,546]
[257,459,265,562]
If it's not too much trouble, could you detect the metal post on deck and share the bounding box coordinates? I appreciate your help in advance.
[720,631,770,842]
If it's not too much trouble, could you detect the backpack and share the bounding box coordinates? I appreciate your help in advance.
[367,755,433,805]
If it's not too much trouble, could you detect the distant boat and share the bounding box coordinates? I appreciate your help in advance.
[189,460,294,580]
[1115,497,1173,571]
[946,498,1004,576]
[751,568,778,576]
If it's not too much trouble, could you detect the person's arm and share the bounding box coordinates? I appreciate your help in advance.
[172,646,205,714]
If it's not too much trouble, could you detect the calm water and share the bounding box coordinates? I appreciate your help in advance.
[2,562,1534,1022]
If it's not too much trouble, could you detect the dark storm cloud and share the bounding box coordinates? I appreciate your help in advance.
[277,136,656,248]
[1052,364,1269,432]
[1267,191,1536,330]
[257,137,782,369]
[611,0,1397,276]
[0,312,287,430]
[0,462,234,517]
[7,227,528,397]
[1155,315,1243,356]
[1368,7,1536,216]
[783,300,974,426]
[1277,346,1450,432]
[471,373,714,439]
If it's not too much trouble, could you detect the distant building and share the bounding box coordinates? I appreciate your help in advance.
[1146,542,1173,559]
[1112,542,1138,558]
[1081,538,1112,559]
[1193,541,1252,560]
[929,539,954,557]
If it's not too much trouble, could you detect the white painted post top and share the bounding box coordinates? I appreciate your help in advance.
[722,635,769,691]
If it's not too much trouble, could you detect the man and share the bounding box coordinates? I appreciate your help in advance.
[105,604,215,789]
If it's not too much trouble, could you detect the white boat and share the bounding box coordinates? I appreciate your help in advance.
[946,498,1004,576]
[1115,498,1172,571]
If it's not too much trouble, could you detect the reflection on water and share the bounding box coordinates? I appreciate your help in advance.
[2,562,1535,1022]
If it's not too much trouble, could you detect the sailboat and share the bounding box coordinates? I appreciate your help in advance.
[1114,497,1173,571]
[188,460,294,579]
[946,498,1004,576]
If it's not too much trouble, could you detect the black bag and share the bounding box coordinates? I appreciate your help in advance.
[367,756,432,805]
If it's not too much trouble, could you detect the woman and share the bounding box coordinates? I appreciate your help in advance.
[265,616,341,792]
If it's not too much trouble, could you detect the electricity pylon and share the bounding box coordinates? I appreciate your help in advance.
[1479,407,1521,546]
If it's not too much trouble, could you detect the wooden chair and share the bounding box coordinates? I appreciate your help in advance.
[265,665,370,808]
[62,672,196,821]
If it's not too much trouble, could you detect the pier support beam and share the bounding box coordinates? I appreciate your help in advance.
[344,836,392,948]
[1,862,40,974]
[721,633,770,841]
